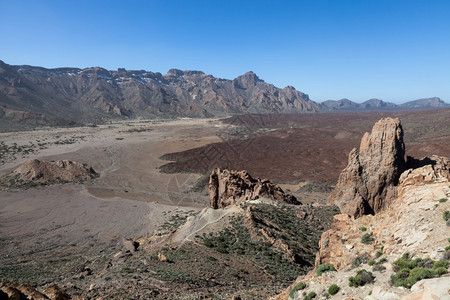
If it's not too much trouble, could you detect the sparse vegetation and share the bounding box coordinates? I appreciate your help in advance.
[359,227,367,232]
[439,198,448,203]
[303,291,316,300]
[390,253,449,288]
[159,210,196,233]
[361,233,375,244]
[328,284,340,295]
[317,264,336,276]
[289,281,306,298]
[349,269,375,287]
[443,210,450,222]
[351,253,371,268]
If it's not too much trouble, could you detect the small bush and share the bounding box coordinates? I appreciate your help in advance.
[439,198,448,203]
[360,227,367,232]
[352,253,371,268]
[303,292,316,300]
[445,245,450,251]
[328,284,340,295]
[317,264,336,276]
[372,264,386,272]
[407,267,434,285]
[349,269,375,287]
[368,260,376,266]
[433,260,449,269]
[375,251,383,258]
[377,257,388,264]
[444,211,450,222]
[289,281,306,298]
[361,233,375,245]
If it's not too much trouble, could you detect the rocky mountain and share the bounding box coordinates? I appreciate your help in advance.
[0,60,318,128]
[277,118,450,300]
[399,97,450,109]
[2,59,448,131]
[319,98,447,111]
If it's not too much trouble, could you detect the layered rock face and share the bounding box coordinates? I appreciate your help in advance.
[0,159,98,189]
[329,117,406,217]
[209,168,299,208]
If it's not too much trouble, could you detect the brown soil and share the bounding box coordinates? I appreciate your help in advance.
[160,109,450,185]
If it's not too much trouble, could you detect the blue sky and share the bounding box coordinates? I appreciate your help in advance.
[1,0,449,103]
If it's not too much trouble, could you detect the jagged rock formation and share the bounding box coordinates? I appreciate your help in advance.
[400,155,450,187]
[209,168,300,208]
[277,156,450,299]
[0,60,318,129]
[0,282,71,300]
[0,159,98,189]
[329,117,406,217]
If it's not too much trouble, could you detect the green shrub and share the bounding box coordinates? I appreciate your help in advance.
[372,264,386,272]
[303,292,316,300]
[359,227,367,232]
[445,245,450,251]
[390,254,449,288]
[289,281,306,298]
[444,211,450,222]
[377,257,388,264]
[328,284,340,295]
[317,264,336,276]
[352,253,371,268]
[349,269,375,287]
[439,198,448,203]
[434,267,448,276]
[375,251,383,258]
[361,233,375,245]
[433,260,449,269]
[407,267,433,286]
[368,260,376,266]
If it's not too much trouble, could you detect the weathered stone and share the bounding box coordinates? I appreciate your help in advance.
[43,284,71,300]
[122,238,139,253]
[0,159,98,189]
[329,117,406,217]
[209,168,299,209]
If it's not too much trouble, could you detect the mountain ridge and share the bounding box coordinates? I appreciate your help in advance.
[1,60,449,130]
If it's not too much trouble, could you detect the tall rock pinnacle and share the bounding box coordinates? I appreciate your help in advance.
[329,117,406,217]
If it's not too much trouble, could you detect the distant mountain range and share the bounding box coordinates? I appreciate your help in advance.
[320,97,449,111]
[0,60,448,129]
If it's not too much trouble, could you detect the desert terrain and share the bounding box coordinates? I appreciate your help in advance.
[1,109,449,299]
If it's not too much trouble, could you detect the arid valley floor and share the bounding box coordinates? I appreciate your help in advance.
[1,109,450,299]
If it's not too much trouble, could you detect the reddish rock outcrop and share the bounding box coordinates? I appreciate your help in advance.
[329,117,406,217]
[209,168,300,209]
[0,159,98,189]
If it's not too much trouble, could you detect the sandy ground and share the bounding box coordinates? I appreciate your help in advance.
[0,118,226,284]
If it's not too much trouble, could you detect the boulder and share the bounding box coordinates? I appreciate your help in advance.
[329,117,406,217]
[209,168,299,209]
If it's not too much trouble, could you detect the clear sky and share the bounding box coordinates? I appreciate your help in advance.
[1,0,449,103]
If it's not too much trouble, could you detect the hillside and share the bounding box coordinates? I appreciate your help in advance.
[0,60,317,130]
